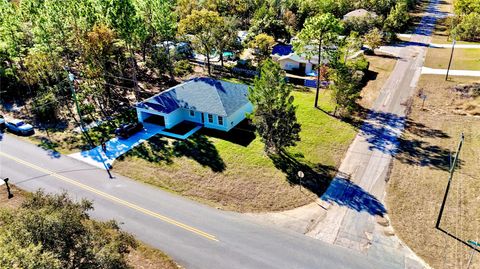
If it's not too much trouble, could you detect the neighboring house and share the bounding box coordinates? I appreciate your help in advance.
[136,77,253,132]
[272,53,320,75]
[342,9,378,20]
[237,31,248,44]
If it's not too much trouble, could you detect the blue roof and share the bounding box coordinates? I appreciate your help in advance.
[136,77,250,117]
[272,44,293,56]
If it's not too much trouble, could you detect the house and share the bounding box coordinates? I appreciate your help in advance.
[135,77,253,132]
[272,53,320,75]
[342,9,378,20]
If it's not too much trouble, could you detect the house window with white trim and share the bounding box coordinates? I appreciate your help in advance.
[218,116,224,125]
[189,110,195,117]
[208,114,213,123]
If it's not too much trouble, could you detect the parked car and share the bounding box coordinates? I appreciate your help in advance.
[0,115,5,131]
[114,122,143,139]
[5,119,34,135]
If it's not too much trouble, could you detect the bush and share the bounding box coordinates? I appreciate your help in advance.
[0,191,136,269]
[453,12,480,41]
[32,90,59,122]
[347,55,369,72]
[173,60,193,77]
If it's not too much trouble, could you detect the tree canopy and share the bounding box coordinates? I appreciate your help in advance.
[178,9,224,75]
[0,191,136,269]
[293,13,343,107]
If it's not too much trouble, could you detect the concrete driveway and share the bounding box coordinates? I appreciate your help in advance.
[69,123,164,168]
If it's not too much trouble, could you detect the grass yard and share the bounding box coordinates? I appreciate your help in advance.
[424,47,480,70]
[387,75,480,269]
[113,89,357,212]
[0,185,180,269]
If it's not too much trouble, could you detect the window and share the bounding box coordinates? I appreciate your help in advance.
[208,114,213,123]
[189,110,195,117]
[218,116,223,125]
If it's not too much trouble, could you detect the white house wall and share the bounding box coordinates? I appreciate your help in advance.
[305,63,313,74]
[279,59,299,71]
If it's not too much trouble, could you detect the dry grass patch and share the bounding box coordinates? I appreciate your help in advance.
[424,47,480,70]
[387,75,480,269]
[359,53,397,108]
[0,185,26,210]
[127,243,180,269]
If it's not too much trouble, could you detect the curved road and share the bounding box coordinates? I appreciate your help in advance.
[0,134,395,269]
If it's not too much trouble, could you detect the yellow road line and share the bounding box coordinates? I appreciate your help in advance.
[0,151,219,242]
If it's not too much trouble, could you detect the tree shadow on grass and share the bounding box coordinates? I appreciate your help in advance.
[198,119,256,147]
[270,151,335,196]
[122,136,174,165]
[172,134,226,172]
[121,133,226,172]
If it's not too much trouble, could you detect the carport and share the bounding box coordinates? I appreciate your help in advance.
[141,112,165,126]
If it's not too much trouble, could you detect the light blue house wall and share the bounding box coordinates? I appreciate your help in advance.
[138,104,253,132]
[225,102,253,131]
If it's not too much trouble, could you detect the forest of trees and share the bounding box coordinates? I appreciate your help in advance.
[0,0,434,127]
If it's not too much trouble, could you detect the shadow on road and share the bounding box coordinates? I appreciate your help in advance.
[349,108,456,171]
[322,176,387,216]
[270,151,388,216]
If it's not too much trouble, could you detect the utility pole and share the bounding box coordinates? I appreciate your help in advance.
[436,133,464,228]
[66,70,113,179]
[445,38,456,81]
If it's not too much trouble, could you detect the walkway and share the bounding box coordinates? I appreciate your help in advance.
[421,66,480,77]
[430,43,480,49]
[69,123,164,168]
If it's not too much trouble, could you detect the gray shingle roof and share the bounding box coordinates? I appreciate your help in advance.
[136,77,250,117]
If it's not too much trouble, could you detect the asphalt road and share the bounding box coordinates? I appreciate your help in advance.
[0,134,397,269]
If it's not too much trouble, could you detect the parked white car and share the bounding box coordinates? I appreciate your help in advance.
[5,119,34,135]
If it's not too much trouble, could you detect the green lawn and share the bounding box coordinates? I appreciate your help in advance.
[113,89,357,212]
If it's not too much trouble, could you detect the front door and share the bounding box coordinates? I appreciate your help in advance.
[201,113,205,124]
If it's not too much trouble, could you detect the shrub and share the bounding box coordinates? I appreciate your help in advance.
[32,90,59,122]
[173,60,193,77]
[347,55,369,72]
[453,12,480,41]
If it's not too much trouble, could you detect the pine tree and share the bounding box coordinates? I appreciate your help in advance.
[249,59,301,155]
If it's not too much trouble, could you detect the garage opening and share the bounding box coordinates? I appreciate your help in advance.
[142,113,165,126]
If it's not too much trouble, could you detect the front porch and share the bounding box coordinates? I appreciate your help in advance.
[155,121,202,140]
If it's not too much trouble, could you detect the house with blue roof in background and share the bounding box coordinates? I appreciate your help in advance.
[135,77,253,134]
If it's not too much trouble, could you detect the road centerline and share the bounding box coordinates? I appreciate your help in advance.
[0,151,219,242]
